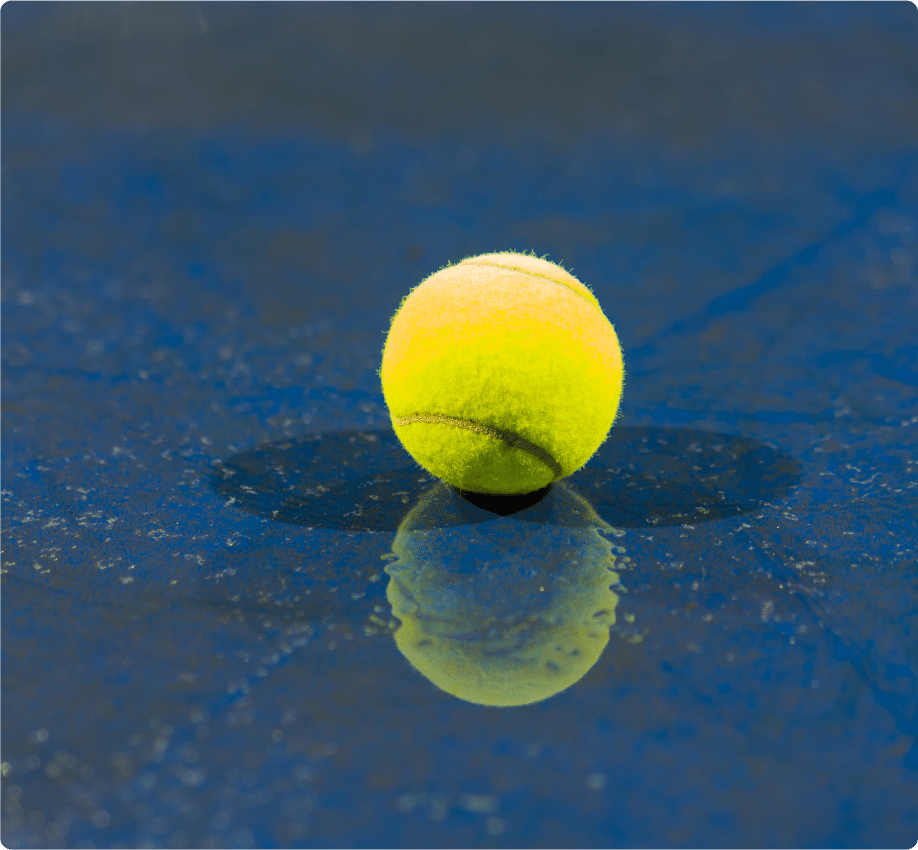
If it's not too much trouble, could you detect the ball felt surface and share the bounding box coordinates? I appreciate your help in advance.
[380,252,624,494]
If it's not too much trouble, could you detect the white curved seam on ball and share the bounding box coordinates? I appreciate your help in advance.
[456,261,600,311]
[393,412,563,479]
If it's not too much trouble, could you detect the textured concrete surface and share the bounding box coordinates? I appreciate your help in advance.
[3,3,918,847]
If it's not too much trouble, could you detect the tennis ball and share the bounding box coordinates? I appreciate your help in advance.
[380,252,624,494]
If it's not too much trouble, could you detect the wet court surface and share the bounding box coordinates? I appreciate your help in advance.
[3,3,918,847]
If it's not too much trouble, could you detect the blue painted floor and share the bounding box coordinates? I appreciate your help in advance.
[3,3,918,847]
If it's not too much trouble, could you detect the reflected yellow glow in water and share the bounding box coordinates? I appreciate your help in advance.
[385,482,624,707]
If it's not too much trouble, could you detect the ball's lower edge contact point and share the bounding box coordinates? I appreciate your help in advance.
[393,413,564,479]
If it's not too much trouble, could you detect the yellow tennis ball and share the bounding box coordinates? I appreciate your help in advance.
[380,251,624,495]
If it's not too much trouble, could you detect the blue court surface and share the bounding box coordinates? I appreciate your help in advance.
[3,3,918,848]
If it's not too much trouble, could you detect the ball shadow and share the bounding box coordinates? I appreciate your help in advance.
[210,427,801,532]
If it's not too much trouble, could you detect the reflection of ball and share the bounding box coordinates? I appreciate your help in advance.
[385,482,623,707]
[380,252,625,495]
